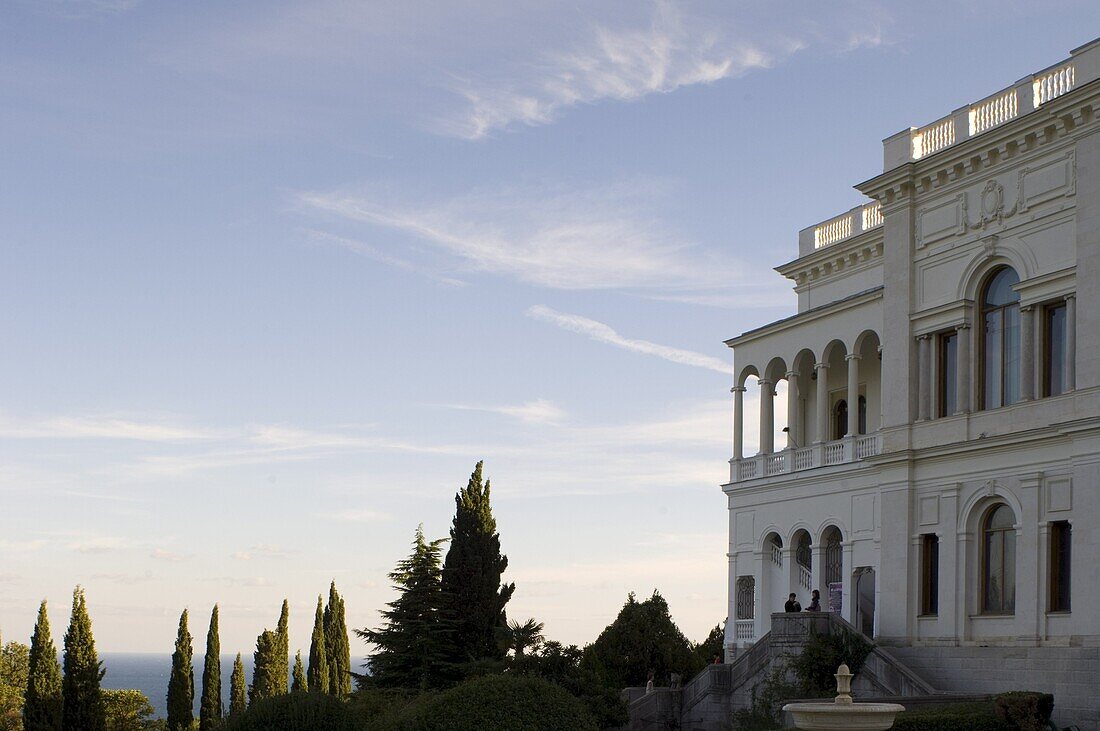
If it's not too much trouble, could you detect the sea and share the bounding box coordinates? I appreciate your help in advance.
[101,652,260,720]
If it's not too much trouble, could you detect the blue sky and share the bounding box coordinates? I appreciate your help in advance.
[2,1,1099,656]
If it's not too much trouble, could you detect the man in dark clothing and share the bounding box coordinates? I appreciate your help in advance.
[784,593,802,612]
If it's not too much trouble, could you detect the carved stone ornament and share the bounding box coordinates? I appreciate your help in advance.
[965,180,1017,230]
[982,234,998,260]
[984,479,998,497]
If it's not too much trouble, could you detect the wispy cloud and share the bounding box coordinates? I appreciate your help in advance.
[150,548,187,562]
[0,413,217,442]
[444,399,565,425]
[298,179,740,293]
[437,1,884,139]
[70,536,127,554]
[302,229,468,287]
[527,305,729,374]
[231,544,291,561]
[316,509,393,524]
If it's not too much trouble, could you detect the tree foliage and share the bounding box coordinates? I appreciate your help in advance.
[228,654,246,720]
[24,600,62,731]
[100,689,154,731]
[291,653,306,694]
[249,631,280,704]
[358,526,452,690]
[166,610,194,731]
[62,587,105,731]
[323,584,350,695]
[693,622,725,666]
[0,633,29,731]
[274,601,289,696]
[439,461,514,669]
[580,590,701,690]
[385,674,598,731]
[307,597,329,695]
[199,605,221,731]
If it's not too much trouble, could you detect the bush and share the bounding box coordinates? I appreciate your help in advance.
[375,674,598,731]
[993,691,1055,731]
[891,701,1010,731]
[223,691,358,731]
[788,626,873,697]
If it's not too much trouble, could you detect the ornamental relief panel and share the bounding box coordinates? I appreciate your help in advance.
[915,150,1076,250]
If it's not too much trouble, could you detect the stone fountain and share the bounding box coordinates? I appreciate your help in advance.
[783,664,905,730]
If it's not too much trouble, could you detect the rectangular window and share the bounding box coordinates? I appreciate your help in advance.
[920,534,939,616]
[939,332,957,417]
[1044,303,1067,397]
[1049,521,1071,613]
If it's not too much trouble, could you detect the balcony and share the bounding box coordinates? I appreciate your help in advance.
[729,433,882,484]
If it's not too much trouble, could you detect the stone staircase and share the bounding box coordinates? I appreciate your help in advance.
[623,612,934,731]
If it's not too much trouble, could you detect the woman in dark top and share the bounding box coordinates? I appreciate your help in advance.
[805,589,821,611]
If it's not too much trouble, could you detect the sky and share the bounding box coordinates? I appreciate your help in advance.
[2,1,1100,658]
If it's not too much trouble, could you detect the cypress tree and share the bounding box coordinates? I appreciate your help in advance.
[322,583,350,695]
[61,586,104,731]
[166,609,194,731]
[307,596,329,695]
[440,461,515,666]
[275,600,289,695]
[199,605,221,731]
[228,654,246,720]
[357,526,451,690]
[24,600,62,731]
[291,651,306,693]
[249,631,280,703]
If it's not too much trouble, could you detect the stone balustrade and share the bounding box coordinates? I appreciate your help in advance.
[803,39,1100,255]
[729,433,882,484]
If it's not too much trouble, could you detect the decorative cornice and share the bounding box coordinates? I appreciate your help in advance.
[857,79,1100,204]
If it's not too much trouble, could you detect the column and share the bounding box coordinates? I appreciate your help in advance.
[785,371,800,449]
[1020,304,1035,401]
[810,544,826,601]
[1065,293,1076,391]
[814,363,829,443]
[846,354,861,437]
[955,323,971,414]
[841,541,855,624]
[759,380,774,454]
[753,550,767,641]
[732,386,746,460]
[917,335,931,421]
[725,551,738,656]
[1017,473,1042,646]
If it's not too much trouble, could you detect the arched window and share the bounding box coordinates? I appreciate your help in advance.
[981,267,1021,409]
[982,504,1016,613]
[823,527,843,586]
[834,400,848,439]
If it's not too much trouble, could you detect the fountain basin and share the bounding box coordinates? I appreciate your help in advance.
[782,701,905,730]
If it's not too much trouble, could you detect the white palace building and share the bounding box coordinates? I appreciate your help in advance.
[720,37,1100,721]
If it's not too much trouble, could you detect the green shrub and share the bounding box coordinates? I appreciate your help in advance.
[223,690,358,731]
[375,674,598,731]
[788,626,873,697]
[993,691,1055,731]
[891,701,1010,731]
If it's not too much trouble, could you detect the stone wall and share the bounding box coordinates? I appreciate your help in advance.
[888,645,1100,731]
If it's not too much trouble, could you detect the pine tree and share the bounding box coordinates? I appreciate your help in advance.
[199,605,221,731]
[322,583,350,695]
[62,586,104,731]
[291,652,306,693]
[228,654,246,720]
[166,609,194,731]
[274,600,289,695]
[307,596,329,695]
[357,526,452,690]
[24,600,63,731]
[440,461,515,666]
[249,631,280,703]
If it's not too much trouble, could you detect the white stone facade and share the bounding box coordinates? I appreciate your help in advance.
[724,38,1100,660]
